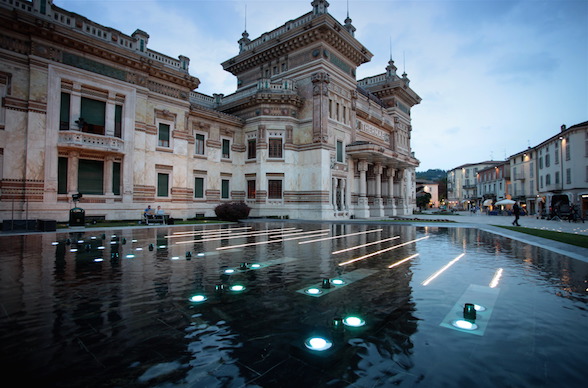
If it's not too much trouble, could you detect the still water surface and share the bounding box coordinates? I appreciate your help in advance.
[0,222,586,387]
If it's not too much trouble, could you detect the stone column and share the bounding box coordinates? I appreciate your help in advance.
[386,167,396,216]
[103,155,114,196]
[104,91,116,137]
[371,162,384,217]
[355,159,370,218]
[67,151,79,195]
[332,177,337,211]
[311,72,330,144]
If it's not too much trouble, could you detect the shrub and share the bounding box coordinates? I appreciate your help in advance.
[214,202,251,221]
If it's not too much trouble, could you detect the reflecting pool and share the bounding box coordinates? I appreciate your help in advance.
[0,222,586,387]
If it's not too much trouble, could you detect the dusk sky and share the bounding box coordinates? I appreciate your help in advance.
[56,0,588,171]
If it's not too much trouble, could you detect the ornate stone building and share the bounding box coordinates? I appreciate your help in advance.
[0,0,420,222]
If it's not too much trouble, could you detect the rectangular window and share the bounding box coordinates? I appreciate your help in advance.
[194,177,204,198]
[78,159,104,195]
[336,140,343,163]
[195,134,205,155]
[546,174,551,185]
[157,173,169,197]
[221,179,230,199]
[545,154,550,167]
[566,168,571,184]
[222,139,230,159]
[565,141,570,160]
[247,180,256,198]
[269,138,283,158]
[112,162,121,195]
[268,180,283,199]
[247,139,256,159]
[80,97,106,135]
[555,171,560,185]
[60,92,70,130]
[57,157,68,194]
[158,123,170,147]
[114,105,122,138]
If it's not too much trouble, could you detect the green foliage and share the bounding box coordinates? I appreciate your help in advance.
[214,202,251,222]
[496,226,588,248]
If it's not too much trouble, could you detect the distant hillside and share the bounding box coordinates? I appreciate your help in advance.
[416,169,446,181]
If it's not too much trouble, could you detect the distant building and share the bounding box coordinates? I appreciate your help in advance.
[448,121,587,217]
[476,161,511,210]
[533,121,588,217]
[447,161,502,209]
[0,0,422,222]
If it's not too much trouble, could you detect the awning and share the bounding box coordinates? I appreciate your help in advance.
[483,199,493,206]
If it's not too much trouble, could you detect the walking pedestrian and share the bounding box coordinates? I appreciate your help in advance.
[512,202,521,226]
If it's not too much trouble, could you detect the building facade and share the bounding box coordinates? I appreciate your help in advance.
[476,161,511,209]
[0,0,421,222]
[447,161,501,209]
[534,122,588,217]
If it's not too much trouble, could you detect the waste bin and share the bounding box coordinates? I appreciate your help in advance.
[69,207,85,226]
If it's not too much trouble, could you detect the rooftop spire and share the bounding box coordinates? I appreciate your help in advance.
[343,0,356,36]
[311,0,329,16]
[238,3,250,53]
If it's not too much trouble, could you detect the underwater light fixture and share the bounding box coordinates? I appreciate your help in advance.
[224,269,235,274]
[250,263,261,269]
[171,256,180,260]
[331,279,345,285]
[126,254,135,259]
[343,316,365,327]
[474,304,487,312]
[189,294,207,303]
[463,303,477,321]
[304,336,332,351]
[51,242,59,245]
[197,252,205,257]
[229,285,245,292]
[158,245,166,249]
[240,262,249,270]
[94,258,103,262]
[148,244,154,251]
[186,251,192,258]
[97,246,105,250]
[322,278,331,289]
[452,319,478,331]
[305,287,322,295]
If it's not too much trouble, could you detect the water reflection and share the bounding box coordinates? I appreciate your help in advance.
[0,222,586,387]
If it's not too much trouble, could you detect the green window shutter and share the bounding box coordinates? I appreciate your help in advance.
[336,140,343,162]
[194,177,204,198]
[114,105,122,138]
[57,157,68,194]
[80,97,106,126]
[222,139,230,158]
[60,93,70,130]
[158,123,170,147]
[157,173,169,197]
[112,162,121,195]
[78,159,104,195]
[221,179,229,198]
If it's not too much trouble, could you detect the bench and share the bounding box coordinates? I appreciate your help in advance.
[143,213,169,225]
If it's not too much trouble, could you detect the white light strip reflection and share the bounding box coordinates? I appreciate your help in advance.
[216,232,329,250]
[175,229,302,244]
[332,236,400,254]
[489,268,503,288]
[270,229,330,238]
[169,226,252,237]
[388,253,419,269]
[421,253,465,286]
[338,236,429,266]
[299,229,383,245]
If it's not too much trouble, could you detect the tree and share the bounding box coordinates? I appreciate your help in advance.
[416,192,432,210]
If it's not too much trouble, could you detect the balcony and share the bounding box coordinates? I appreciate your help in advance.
[58,131,124,152]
